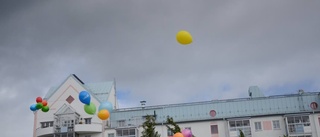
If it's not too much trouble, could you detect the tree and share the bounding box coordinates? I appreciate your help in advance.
[239,129,245,137]
[141,115,160,137]
[166,116,195,137]
[166,117,181,134]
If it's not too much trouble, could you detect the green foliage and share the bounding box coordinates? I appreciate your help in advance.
[166,117,181,134]
[239,129,245,137]
[141,115,160,137]
[165,116,196,137]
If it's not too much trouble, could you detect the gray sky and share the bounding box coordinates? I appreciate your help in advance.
[1,0,320,136]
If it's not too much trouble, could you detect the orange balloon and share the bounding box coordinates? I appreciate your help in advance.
[42,100,48,106]
[174,132,184,137]
[98,109,110,120]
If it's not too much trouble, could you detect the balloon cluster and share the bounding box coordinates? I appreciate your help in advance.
[97,101,113,120]
[173,129,192,137]
[30,97,50,113]
[79,91,113,120]
[79,91,96,115]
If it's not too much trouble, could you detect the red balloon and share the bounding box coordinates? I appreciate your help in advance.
[36,97,42,103]
[42,100,48,106]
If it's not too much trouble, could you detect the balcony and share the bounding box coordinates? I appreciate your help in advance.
[74,123,102,133]
[36,127,54,137]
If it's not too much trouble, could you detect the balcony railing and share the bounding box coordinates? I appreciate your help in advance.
[36,126,54,136]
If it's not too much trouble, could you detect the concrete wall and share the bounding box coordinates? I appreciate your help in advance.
[103,113,320,137]
[250,116,286,137]
[37,76,103,126]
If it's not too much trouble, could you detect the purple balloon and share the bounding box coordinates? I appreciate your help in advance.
[182,129,192,137]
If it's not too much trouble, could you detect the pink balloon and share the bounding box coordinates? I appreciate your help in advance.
[182,129,192,137]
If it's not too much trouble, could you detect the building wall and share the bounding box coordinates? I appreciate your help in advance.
[36,76,104,137]
[38,76,103,124]
[107,84,118,110]
[104,114,320,137]
[79,133,101,137]
[34,75,320,137]
[310,113,319,137]
[250,116,286,137]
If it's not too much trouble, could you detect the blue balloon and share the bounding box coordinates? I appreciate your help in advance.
[30,104,37,111]
[98,101,113,112]
[79,91,91,105]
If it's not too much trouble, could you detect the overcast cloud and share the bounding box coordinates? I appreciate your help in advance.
[1,0,320,136]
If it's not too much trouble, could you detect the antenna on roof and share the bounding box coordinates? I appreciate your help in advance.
[298,89,304,95]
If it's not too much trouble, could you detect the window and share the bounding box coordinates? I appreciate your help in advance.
[123,130,129,136]
[286,115,311,135]
[272,120,280,129]
[228,119,251,136]
[116,128,136,137]
[117,130,122,136]
[254,122,262,131]
[118,120,125,127]
[210,125,218,134]
[185,127,191,131]
[108,133,114,137]
[84,118,91,124]
[41,121,54,128]
[129,129,135,135]
[167,129,173,136]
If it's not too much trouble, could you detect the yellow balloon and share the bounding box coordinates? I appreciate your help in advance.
[98,109,110,120]
[176,30,193,45]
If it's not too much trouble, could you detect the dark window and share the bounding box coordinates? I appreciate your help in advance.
[210,125,218,134]
[167,129,173,136]
[85,118,91,124]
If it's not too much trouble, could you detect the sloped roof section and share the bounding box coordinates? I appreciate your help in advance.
[55,104,78,115]
[84,81,114,102]
[44,86,58,99]
[43,74,114,103]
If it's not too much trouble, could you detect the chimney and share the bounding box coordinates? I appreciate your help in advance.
[140,101,146,109]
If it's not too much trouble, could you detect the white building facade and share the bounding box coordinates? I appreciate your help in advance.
[34,75,320,137]
[34,74,118,137]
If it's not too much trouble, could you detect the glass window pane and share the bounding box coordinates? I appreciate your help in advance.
[211,125,218,134]
[255,122,261,130]
[229,121,235,127]
[294,116,301,123]
[123,129,129,136]
[116,130,122,136]
[287,117,294,124]
[243,120,250,126]
[236,121,242,127]
[167,129,173,136]
[129,129,135,135]
[302,116,309,123]
[272,120,280,129]
[108,133,114,137]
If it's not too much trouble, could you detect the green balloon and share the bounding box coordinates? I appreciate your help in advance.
[42,106,49,112]
[84,102,96,115]
[36,103,43,109]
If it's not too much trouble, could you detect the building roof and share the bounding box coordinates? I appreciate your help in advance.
[84,81,114,102]
[55,104,78,115]
[110,91,320,127]
[44,74,114,103]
